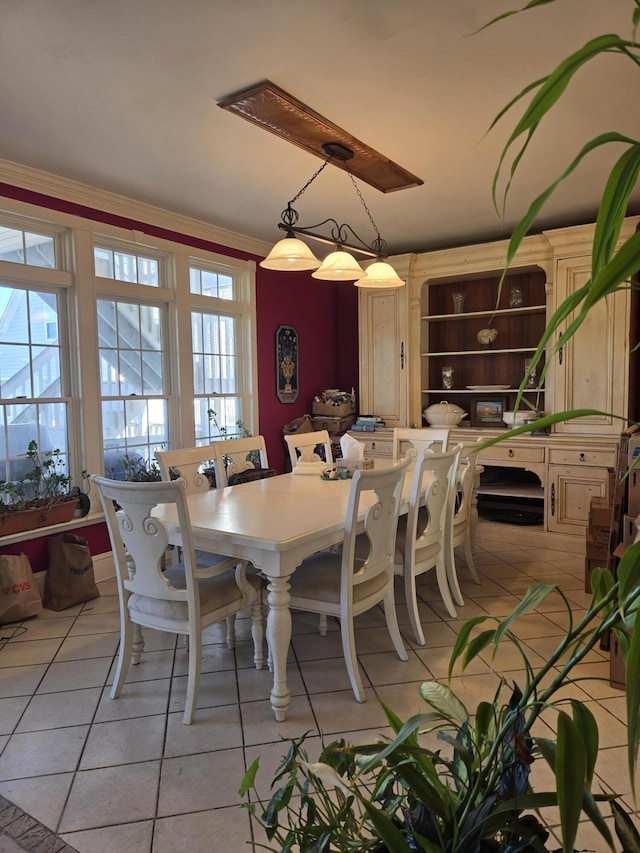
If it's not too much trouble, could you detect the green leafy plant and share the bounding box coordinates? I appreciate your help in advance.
[0,440,77,516]
[242,544,640,852]
[207,409,259,467]
[482,0,640,408]
[115,452,161,482]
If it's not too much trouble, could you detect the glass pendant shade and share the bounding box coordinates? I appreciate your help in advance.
[355,260,404,288]
[311,250,365,281]
[259,237,321,271]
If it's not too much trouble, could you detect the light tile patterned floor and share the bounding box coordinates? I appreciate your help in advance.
[0,521,634,852]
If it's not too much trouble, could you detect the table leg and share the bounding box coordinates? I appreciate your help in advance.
[266,574,292,721]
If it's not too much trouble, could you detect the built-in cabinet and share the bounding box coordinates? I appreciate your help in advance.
[420,270,547,417]
[357,287,407,426]
[356,218,639,537]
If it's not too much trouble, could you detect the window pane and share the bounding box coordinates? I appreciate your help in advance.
[141,351,163,395]
[25,232,56,268]
[94,246,160,287]
[0,228,23,262]
[94,247,113,278]
[0,287,62,399]
[102,399,168,480]
[189,265,235,300]
[0,402,68,485]
[0,227,56,268]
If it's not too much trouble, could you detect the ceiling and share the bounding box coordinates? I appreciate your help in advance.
[1,0,638,258]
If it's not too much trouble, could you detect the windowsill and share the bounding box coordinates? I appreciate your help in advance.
[0,510,106,547]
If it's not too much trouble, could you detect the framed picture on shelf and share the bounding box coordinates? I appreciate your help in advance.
[471,396,506,427]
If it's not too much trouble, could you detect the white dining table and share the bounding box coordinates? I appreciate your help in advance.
[152,469,410,721]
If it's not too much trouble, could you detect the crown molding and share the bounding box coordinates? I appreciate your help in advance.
[0,158,272,258]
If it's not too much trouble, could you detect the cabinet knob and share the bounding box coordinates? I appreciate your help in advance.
[551,482,555,516]
[508,448,514,458]
[579,452,585,462]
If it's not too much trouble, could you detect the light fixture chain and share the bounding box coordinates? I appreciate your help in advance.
[288,155,334,206]
[348,172,381,242]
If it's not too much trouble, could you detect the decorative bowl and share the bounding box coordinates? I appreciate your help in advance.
[502,410,529,427]
[423,401,467,427]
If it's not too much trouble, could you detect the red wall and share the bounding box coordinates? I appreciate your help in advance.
[256,268,360,472]
[0,181,360,557]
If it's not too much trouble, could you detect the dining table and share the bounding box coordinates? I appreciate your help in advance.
[152,467,411,721]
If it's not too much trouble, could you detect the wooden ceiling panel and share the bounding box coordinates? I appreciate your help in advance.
[218,81,423,194]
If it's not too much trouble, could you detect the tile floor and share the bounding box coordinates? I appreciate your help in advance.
[0,520,635,853]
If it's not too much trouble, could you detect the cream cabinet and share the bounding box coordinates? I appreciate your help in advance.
[357,286,408,427]
[547,464,610,535]
[355,219,638,537]
[543,222,636,437]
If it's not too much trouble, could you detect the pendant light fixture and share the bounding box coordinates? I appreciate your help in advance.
[259,143,404,288]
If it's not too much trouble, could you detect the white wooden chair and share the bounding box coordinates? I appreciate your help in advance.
[288,458,411,702]
[284,429,333,469]
[156,445,249,646]
[156,446,240,578]
[393,427,450,465]
[155,445,216,492]
[92,475,264,724]
[443,439,483,606]
[212,435,269,487]
[393,447,461,639]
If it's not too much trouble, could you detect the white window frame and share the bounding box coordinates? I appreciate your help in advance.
[0,196,257,522]
[0,214,78,488]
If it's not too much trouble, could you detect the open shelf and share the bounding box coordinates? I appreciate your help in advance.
[424,304,546,322]
[421,271,547,404]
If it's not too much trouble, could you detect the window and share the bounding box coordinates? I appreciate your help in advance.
[0,205,255,503]
[190,259,251,446]
[0,283,69,486]
[97,297,168,478]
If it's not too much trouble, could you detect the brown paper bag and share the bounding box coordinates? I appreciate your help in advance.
[44,533,99,611]
[0,553,43,623]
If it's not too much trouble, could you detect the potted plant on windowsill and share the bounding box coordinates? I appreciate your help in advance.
[0,440,83,536]
[242,2,640,850]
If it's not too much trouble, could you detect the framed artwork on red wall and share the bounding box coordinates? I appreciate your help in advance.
[276,324,299,403]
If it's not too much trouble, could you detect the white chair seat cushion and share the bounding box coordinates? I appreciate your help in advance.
[290,552,388,607]
[128,565,262,622]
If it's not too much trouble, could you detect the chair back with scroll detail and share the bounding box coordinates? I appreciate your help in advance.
[91,475,264,725]
[284,429,333,469]
[393,427,450,467]
[212,435,269,487]
[287,458,411,703]
[156,446,216,492]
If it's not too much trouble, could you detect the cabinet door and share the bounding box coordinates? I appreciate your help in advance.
[358,288,407,426]
[551,257,629,434]
[547,463,609,534]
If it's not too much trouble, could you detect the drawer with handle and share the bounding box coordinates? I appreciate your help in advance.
[478,445,545,464]
[547,448,616,467]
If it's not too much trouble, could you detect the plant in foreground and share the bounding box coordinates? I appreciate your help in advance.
[241,543,640,852]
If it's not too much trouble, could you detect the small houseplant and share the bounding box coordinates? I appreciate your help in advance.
[0,440,82,535]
